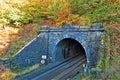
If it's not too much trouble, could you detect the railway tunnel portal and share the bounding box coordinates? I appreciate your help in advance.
[3,24,104,73]
[54,38,86,62]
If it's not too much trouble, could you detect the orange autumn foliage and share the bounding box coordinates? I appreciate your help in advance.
[0,68,16,80]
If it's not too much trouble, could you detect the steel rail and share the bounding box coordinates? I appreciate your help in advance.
[15,54,81,80]
[31,55,83,80]
[47,56,86,79]
[33,55,86,80]
[53,58,86,80]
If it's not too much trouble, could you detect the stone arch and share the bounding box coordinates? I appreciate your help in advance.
[52,38,87,62]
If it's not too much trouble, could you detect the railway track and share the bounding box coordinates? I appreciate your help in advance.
[47,56,86,80]
[16,55,86,80]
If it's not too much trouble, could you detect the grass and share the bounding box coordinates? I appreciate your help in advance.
[16,63,41,77]
[0,63,41,80]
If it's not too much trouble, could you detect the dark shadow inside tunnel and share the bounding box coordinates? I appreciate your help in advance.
[54,38,86,62]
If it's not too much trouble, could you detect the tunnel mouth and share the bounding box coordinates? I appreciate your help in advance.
[54,38,86,62]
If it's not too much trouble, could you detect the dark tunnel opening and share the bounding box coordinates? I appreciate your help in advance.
[54,38,86,62]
